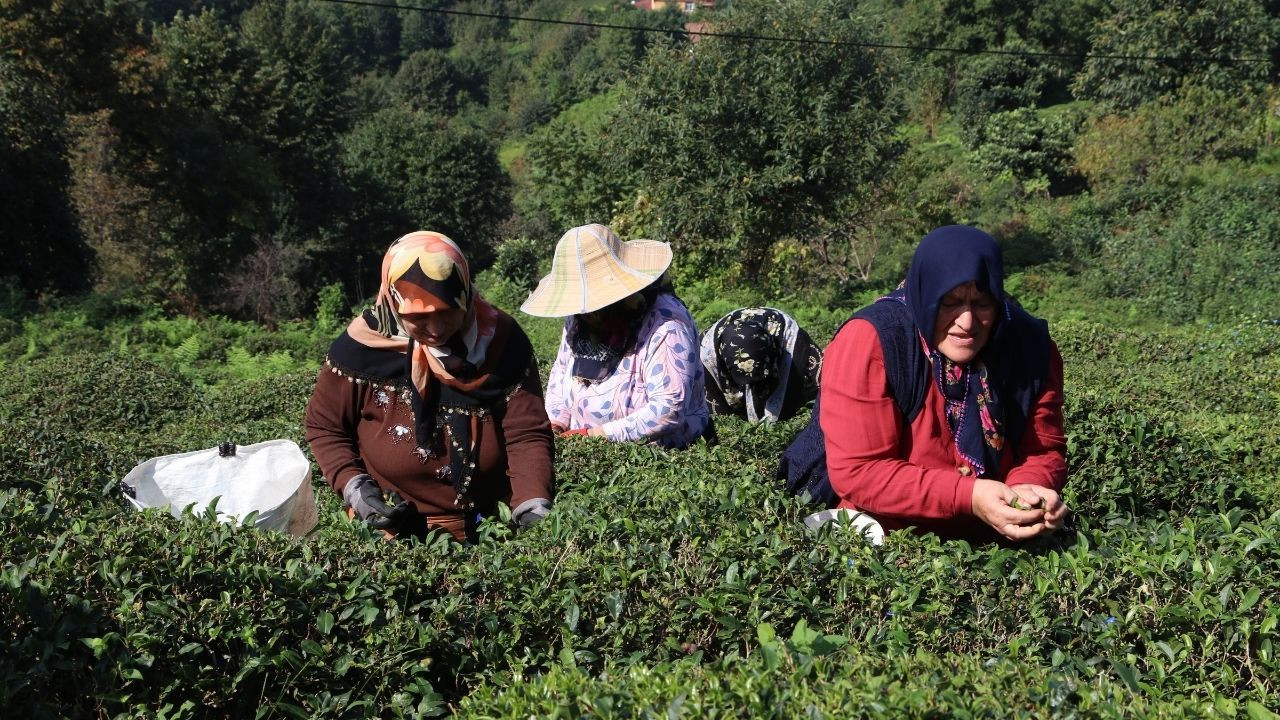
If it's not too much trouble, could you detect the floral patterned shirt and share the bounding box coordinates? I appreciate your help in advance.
[545,293,710,449]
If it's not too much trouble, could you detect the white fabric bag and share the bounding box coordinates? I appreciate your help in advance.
[802,508,885,546]
[120,439,318,536]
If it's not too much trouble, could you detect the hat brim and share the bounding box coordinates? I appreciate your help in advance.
[520,238,672,317]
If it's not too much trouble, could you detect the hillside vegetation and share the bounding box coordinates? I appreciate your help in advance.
[3,0,1280,716]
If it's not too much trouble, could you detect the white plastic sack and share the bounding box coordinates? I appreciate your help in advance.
[120,439,317,536]
[802,508,885,546]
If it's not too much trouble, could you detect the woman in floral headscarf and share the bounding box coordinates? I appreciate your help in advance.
[304,231,554,541]
[699,307,822,423]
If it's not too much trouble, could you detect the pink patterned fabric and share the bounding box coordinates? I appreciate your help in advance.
[545,293,710,449]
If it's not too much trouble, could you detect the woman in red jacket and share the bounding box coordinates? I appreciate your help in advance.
[820,225,1068,543]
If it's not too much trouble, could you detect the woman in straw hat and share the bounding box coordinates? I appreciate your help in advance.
[305,231,554,541]
[522,224,711,449]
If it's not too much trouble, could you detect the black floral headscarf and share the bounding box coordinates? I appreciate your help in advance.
[700,307,805,423]
[716,308,785,388]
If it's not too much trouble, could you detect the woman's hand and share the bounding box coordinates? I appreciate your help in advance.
[1009,484,1069,532]
[555,420,604,438]
[970,479,1056,541]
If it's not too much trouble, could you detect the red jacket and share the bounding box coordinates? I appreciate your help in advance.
[820,318,1067,540]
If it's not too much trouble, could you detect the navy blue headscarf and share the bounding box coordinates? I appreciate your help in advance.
[907,226,1004,352]
[897,225,1050,477]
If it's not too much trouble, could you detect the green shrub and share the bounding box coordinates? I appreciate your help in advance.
[1063,390,1265,519]
[955,41,1048,146]
[1072,85,1271,193]
[970,108,1081,196]
[1087,176,1280,322]
[459,647,1168,718]
[5,458,1278,716]
[313,282,349,336]
[0,352,199,435]
[0,317,17,344]
[489,236,545,292]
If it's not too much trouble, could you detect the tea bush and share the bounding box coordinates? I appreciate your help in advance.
[0,352,199,436]
[458,647,1172,718]
[1082,175,1280,323]
[2,305,1279,717]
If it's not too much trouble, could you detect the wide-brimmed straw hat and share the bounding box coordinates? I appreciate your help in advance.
[520,224,672,317]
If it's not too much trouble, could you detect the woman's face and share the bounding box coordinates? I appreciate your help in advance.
[398,308,466,347]
[576,293,642,331]
[932,282,997,363]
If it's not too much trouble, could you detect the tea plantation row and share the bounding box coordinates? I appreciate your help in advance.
[1,313,1277,717]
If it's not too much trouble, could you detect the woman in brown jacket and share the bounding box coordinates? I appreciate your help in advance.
[305,231,554,541]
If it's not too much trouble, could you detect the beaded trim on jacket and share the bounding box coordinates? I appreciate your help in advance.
[324,357,405,391]
[327,355,529,509]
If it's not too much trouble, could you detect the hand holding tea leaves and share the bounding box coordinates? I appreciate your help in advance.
[971,479,1065,541]
[343,474,415,530]
[1010,484,1069,532]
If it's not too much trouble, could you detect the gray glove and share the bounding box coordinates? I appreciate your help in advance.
[343,474,414,530]
[512,498,552,528]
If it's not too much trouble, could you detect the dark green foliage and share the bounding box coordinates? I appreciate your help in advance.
[0,131,90,300]
[116,3,357,309]
[1073,0,1278,109]
[969,108,1082,195]
[392,49,470,115]
[459,648,1158,717]
[489,236,545,292]
[2,305,1279,716]
[605,0,905,280]
[0,353,198,436]
[869,0,1104,101]
[0,54,94,300]
[1084,176,1280,322]
[141,1,260,24]
[400,3,451,55]
[522,90,629,230]
[1064,391,1266,519]
[482,1,682,134]
[239,1,352,156]
[340,106,512,267]
[313,0,401,75]
[1072,84,1272,193]
[954,41,1049,145]
[6,0,1276,318]
[4,2,1280,711]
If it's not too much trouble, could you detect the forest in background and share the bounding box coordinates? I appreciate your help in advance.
[4,1,1280,717]
[3,0,1278,327]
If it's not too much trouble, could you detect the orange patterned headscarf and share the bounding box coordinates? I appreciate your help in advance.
[358,231,501,395]
[377,231,472,317]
